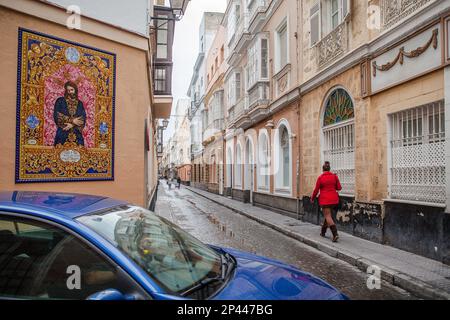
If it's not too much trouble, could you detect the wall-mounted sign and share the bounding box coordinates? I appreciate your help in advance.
[16,28,116,183]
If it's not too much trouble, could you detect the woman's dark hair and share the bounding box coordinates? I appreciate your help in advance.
[323,161,331,172]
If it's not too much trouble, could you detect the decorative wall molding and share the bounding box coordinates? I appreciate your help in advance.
[372,28,439,77]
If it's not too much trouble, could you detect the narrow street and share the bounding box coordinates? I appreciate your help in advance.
[155,181,418,300]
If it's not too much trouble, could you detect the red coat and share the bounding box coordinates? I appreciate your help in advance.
[311,172,342,206]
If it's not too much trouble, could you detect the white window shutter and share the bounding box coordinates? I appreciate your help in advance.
[343,0,351,19]
[310,2,321,46]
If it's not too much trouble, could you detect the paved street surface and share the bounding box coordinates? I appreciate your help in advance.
[155,181,418,300]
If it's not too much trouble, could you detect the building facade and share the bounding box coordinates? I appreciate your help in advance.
[188,12,225,188]
[0,0,188,208]
[190,0,450,264]
[169,98,192,184]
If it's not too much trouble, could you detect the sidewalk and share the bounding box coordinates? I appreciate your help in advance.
[186,186,450,300]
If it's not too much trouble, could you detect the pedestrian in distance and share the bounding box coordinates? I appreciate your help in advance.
[310,161,342,242]
[177,177,181,189]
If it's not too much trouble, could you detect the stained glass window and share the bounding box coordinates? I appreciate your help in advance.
[323,88,354,127]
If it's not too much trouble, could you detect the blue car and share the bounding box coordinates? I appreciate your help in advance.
[0,191,348,300]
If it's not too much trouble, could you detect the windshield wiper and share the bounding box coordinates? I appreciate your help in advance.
[180,252,235,298]
[180,275,223,297]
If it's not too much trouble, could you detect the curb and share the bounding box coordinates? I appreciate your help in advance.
[186,187,450,300]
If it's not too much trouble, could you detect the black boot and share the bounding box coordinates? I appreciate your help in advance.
[320,221,328,237]
[330,225,339,242]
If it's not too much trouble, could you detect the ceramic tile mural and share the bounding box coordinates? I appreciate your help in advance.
[16,29,116,182]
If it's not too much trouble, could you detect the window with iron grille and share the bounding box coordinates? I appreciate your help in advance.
[389,101,445,204]
[322,88,355,195]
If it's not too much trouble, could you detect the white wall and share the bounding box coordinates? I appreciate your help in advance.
[46,0,150,36]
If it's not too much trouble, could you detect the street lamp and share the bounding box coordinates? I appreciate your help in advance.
[151,0,190,22]
[169,0,189,21]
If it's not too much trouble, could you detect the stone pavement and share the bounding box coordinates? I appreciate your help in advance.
[185,186,450,300]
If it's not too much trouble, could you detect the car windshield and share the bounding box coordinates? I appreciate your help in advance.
[76,206,224,297]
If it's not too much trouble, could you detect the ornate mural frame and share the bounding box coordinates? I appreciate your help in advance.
[15,28,116,183]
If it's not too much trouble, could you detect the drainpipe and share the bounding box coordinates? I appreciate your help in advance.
[295,0,302,221]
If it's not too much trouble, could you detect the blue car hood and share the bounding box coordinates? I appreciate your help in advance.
[213,247,348,300]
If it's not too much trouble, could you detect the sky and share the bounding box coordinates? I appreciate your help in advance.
[163,0,227,143]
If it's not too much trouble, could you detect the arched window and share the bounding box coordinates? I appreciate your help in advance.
[275,121,292,193]
[244,138,254,191]
[235,144,242,188]
[226,147,233,187]
[258,131,270,190]
[322,87,355,195]
[281,127,290,187]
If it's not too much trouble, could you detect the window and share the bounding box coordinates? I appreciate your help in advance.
[78,206,227,299]
[235,73,241,101]
[156,15,169,59]
[322,88,355,195]
[244,139,254,191]
[235,144,242,188]
[247,43,257,88]
[261,38,268,78]
[228,72,241,106]
[281,128,290,187]
[227,3,241,44]
[329,0,350,30]
[331,0,340,29]
[258,131,270,190]
[226,148,233,187]
[276,20,288,72]
[247,36,269,89]
[310,2,321,46]
[275,124,291,191]
[389,101,445,204]
[154,67,167,93]
[310,0,350,46]
[0,216,147,299]
[235,5,241,29]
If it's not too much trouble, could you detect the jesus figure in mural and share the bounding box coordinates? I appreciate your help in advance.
[53,81,86,146]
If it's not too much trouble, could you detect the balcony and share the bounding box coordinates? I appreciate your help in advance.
[247,82,269,111]
[227,98,246,128]
[381,0,433,30]
[247,0,268,33]
[234,13,251,54]
[227,14,250,65]
[315,21,348,70]
[157,143,163,156]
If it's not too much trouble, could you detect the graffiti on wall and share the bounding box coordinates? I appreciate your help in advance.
[16,28,115,182]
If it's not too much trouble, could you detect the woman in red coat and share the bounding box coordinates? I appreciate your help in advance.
[310,161,342,242]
